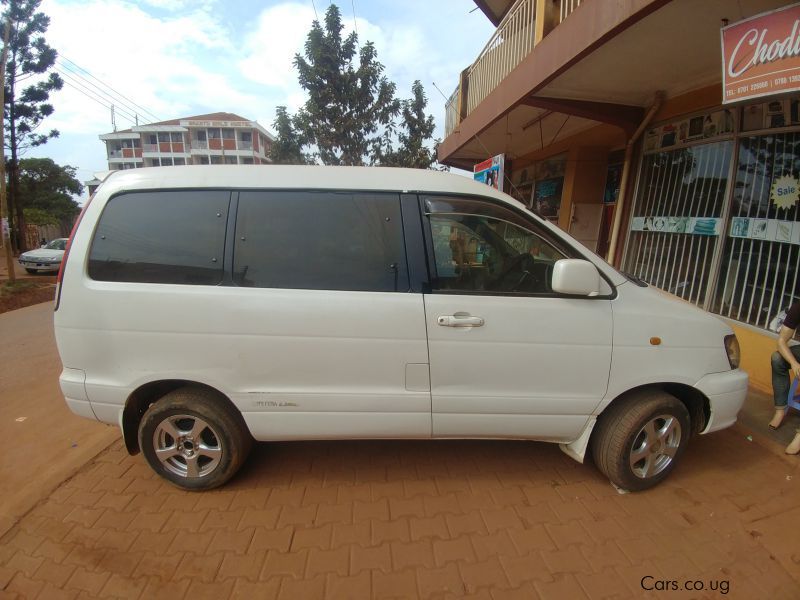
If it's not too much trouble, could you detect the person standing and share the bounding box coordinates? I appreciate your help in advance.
[769,301,800,454]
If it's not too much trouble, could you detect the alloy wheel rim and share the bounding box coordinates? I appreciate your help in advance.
[153,414,222,478]
[629,414,681,479]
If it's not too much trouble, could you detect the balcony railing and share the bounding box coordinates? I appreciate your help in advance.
[560,0,582,23]
[143,144,158,153]
[466,0,536,114]
[444,86,460,138]
[192,140,209,150]
[238,140,253,150]
[444,0,588,138]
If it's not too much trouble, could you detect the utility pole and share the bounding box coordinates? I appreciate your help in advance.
[0,18,15,283]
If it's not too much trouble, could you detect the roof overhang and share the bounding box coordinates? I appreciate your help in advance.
[98,132,139,140]
[473,0,514,26]
[132,125,188,133]
[443,0,787,167]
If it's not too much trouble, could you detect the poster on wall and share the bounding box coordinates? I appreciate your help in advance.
[603,164,623,204]
[473,154,505,190]
[630,216,721,236]
[721,3,800,104]
[533,177,564,220]
[729,217,800,244]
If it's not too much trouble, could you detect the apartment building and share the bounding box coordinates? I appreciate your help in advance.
[99,112,275,170]
[440,0,797,391]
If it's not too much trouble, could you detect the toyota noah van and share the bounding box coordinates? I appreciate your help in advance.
[54,166,748,492]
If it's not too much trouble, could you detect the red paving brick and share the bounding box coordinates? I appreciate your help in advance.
[0,433,797,598]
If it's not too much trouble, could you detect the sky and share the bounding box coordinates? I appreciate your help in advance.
[31,0,496,198]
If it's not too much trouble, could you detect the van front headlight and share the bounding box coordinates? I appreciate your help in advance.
[724,334,740,369]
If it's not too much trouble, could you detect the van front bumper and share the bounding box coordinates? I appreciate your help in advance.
[693,368,749,434]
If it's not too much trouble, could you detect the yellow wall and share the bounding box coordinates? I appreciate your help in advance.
[728,322,775,394]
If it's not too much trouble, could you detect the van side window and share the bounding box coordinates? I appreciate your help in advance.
[424,196,569,294]
[88,191,229,285]
[233,191,409,292]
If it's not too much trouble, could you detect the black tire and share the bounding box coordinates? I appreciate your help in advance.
[138,386,253,490]
[591,389,690,492]
[25,268,37,274]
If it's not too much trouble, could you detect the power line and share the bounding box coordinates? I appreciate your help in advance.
[310,0,318,20]
[56,67,140,126]
[57,54,162,123]
[55,66,141,125]
[59,54,161,122]
[59,78,138,128]
[351,0,358,38]
[56,59,157,125]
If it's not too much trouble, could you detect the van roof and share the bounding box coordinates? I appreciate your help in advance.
[98,165,522,208]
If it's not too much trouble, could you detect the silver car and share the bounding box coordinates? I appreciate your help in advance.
[18,238,67,273]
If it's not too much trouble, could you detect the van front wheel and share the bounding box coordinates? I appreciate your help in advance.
[591,390,690,492]
[138,387,252,490]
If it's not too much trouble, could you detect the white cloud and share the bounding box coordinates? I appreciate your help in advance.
[29,0,495,183]
[41,0,242,129]
[238,3,315,89]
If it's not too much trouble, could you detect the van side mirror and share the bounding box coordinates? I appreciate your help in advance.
[551,259,602,296]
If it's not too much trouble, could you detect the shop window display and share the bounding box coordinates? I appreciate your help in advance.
[713,131,800,329]
[623,141,733,307]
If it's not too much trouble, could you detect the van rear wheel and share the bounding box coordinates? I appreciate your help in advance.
[138,387,252,490]
[591,390,690,492]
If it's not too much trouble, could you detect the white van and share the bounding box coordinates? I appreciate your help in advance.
[54,166,748,492]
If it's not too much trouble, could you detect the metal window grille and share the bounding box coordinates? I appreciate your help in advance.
[623,141,733,307]
[713,132,800,329]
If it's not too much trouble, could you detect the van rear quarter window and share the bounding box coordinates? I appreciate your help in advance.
[88,190,229,285]
[233,191,409,292]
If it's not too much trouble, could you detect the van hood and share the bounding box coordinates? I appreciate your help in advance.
[20,248,64,260]
[618,280,733,339]
[612,280,734,375]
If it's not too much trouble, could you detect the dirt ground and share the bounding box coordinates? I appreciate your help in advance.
[0,283,56,315]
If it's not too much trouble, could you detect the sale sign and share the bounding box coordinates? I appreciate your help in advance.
[722,3,800,103]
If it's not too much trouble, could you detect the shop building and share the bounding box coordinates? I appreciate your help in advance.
[99,112,274,171]
[439,0,800,392]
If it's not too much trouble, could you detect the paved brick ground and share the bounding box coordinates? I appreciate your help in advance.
[0,429,798,599]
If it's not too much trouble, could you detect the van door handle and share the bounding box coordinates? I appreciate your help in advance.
[437,314,485,327]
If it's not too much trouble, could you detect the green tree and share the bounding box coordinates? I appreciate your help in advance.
[377,80,437,169]
[269,106,311,165]
[291,4,399,166]
[2,0,63,252]
[17,157,81,235]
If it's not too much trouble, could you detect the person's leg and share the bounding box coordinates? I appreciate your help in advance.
[769,345,800,428]
[787,428,800,455]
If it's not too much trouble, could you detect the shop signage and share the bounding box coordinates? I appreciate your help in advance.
[473,154,504,191]
[771,175,800,210]
[183,120,251,127]
[630,216,720,236]
[729,217,800,244]
[722,3,800,103]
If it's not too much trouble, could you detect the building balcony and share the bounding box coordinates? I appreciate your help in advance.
[108,155,143,164]
[107,148,143,158]
[440,0,701,168]
[445,0,543,138]
[143,143,189,155]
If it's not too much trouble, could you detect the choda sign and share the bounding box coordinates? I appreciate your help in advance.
[722,3,800,103]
